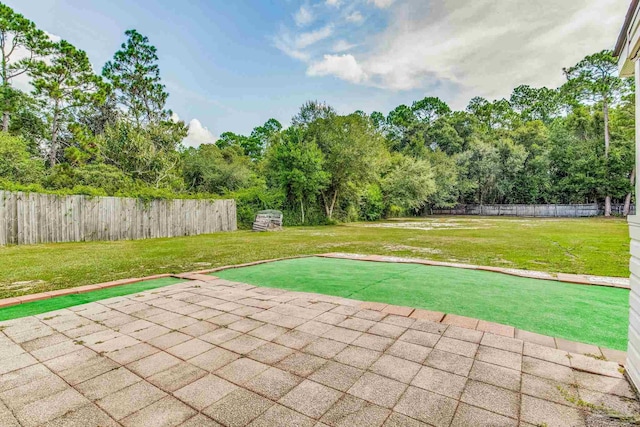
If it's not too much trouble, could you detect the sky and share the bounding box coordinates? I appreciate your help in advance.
[8,0,631,147]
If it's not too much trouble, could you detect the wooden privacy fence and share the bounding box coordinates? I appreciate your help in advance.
[429,203,636,217]
[0,191,237,245]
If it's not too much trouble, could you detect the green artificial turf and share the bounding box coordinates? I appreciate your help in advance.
[215,257,629,350]
[0,277,183,322]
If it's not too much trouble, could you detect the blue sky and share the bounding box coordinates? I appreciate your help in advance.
[9,0,629,146]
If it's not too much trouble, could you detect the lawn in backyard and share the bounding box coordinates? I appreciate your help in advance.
[216,256,629,350]
[0,217,629,300]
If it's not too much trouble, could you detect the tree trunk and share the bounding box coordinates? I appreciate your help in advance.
[322,189,338,219]
[300,199,305,224]
[603,99,611,217]
[624,166,636,216]
[49,103,60,167]
[2,111,8,132]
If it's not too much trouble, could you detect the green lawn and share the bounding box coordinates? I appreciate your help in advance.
[0,216,629,299]
[216,257,629,350]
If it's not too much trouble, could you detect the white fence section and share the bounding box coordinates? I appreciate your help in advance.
[430,203,635,217]
[0,191,236,245]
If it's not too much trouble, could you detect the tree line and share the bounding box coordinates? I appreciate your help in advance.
[0,4,635,227]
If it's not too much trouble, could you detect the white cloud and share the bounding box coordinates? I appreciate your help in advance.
[326,0,340,7]
[183,118,217,148]
[332,40,358,52]
[368,0,395,8]
[346,11,364,23]
[275,24,334,60]
[296,25,334,49]
[294,5,314,27]
[307,54,368,83]
[298,0,629,109]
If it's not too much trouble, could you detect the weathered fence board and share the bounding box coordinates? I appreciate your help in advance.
[0,191,236,245]
[430,203,635,217]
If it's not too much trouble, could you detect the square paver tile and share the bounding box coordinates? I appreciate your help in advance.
[220,335,268,354]
[460,380,519,418]
[121,396,196,427]
[295,320,335,336]
[521,395,585,427]
[411,366,467,399]
[399,330,440,347]
[148,332,192,350]
[469,360,521,392]
[41,403,119,427]
[352,333,394,352]
[166,339,214,360]
[147,362,207,392]
[247,404,315,427]
[105,343,159,365]
[75,367,141,400]
[279,380,343,419]
[347,372,407,409]
[247,342,295,364]
[370,355,421,383]
[337,317,376,332]
[393,386,458,427]
[443,326,483,343]
[450,402,517,427]
[245,367,302,400]
[368,322,406,339]
[274,330,318,350]
[96,381,166,420]
[127,352,181,378]
[476,346,522,371]
[383,412,430,426]
[320,394,390,427]
[322,326,362,344]
[521,373,579,406]
[173,374,237,410]
[303,338,348,359]
[334,346,381,370]
[277,352,327,377]
[189,347,239,372]
[248,324,288,341]
[385,341,431,363]
[204,388,274,427]
[425,349,474,376]
[309,361,365,392]
[523,342,570,366]
[480,333,523,354]
[199,328,242,345]
[227,318,264,333]
[434,336,478,358]
[16,388,90,427]
[522,356,574,384]
[216,358,270,384]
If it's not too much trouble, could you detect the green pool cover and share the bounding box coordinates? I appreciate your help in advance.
[0,277,183,322]
[215,257,629,350]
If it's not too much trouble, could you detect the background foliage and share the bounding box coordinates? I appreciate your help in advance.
[0,5,635,227]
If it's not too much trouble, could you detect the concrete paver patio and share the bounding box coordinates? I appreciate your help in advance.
[0,276,638,427]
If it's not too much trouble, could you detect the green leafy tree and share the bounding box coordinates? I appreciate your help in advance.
[291,100,335,128]
[510,85,561,123]
[103,29,170,126]
[182,143,254,194]
[266,126,327,223]
[311,112,386,219]
[563,50,632,215]
[0,4,49,131]
[29,40,106,166]
[411,96,450,123]
[0,132,44,183]
[382,154,436,213]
